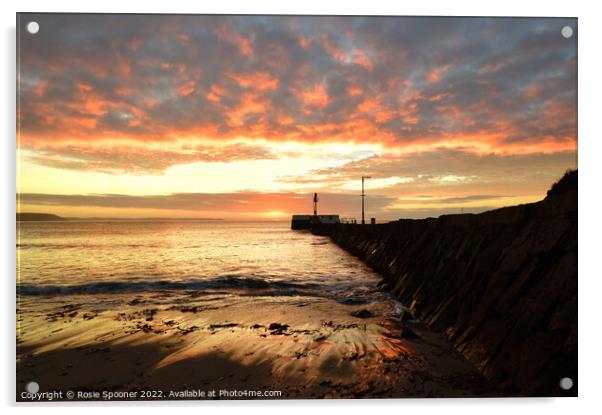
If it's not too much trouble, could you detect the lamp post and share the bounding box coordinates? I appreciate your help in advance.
[361,176,371,225]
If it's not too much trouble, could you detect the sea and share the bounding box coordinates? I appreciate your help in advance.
[16,220,398,310]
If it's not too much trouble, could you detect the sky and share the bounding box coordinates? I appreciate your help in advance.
[17,14,577,220]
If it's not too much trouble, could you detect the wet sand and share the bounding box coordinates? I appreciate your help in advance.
[17,292,495,400]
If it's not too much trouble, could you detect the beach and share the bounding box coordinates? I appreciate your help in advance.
[17,221,492,400]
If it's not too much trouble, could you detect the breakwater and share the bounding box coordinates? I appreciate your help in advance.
[312,172,577,396]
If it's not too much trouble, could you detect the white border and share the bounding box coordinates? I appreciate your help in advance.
[3,1,602,414]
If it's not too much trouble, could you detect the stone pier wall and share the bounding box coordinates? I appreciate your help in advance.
[312,174,577,396]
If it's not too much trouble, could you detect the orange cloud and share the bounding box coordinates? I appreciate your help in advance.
[425,64,450,83]
[226,92,270,127]
[322,35,373,70]
[357,97,381,113]
[298,83,329,108]
[215,25,253,57]
[178,80,196,96]
[207,85,225,103]
[278,115,294,126]
[347,86,363,97]
[229,71,279,91]
[352,49,373,70]
[33,80,48,97]
[25,141,277,174]
[322,35,347,63]
[298,35,312,48]
[374,110,396,123]
[17,14,577,168]
[479,62,503,74]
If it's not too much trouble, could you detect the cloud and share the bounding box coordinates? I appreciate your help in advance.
[229,71,279,91]
[17,14,576,157]
[16,14,578,219]
[16,190,530,220]
[279,148,577,198]
[19,191,396,216]
[337,176,415,190]
[25,141,277,174]
[397,194,505,204]
[428,175,476,184]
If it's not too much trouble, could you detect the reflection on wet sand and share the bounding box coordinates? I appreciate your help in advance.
[17,293,494,399]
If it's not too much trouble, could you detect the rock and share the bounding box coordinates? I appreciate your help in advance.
[400,326,419,339]
[268,323,289,335]
[143,309,157,321]
[399,309,414,322]
[82,313,96,320]
[208,323,238,329]
[176,325,198,335]
[351,309,373,318]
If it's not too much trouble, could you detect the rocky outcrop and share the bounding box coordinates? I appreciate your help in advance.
[313,171,577,396]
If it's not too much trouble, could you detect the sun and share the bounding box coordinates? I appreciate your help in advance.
[264,210,287,219]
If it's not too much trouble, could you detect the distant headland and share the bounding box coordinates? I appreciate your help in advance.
[17,213,66,221]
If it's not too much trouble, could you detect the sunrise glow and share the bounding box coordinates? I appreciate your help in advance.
[17,15,577,220]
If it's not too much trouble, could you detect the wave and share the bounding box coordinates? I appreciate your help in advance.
[17,275,320,296]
